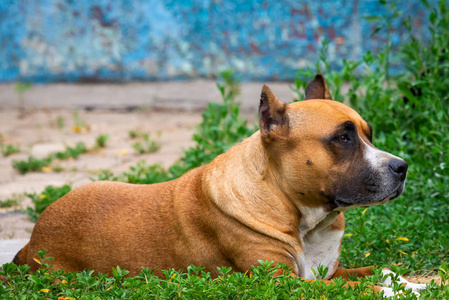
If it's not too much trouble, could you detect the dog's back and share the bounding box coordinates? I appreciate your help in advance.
[19,166,223,276]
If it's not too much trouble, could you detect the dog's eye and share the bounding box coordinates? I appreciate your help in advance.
[337,135,350,143]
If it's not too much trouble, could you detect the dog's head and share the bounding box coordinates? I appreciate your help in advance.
[259,73,407,210]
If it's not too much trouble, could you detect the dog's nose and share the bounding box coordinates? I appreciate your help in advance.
[388,159,408,181]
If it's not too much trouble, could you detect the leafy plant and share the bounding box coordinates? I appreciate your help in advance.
[290,0,449,275]
[311,263,329,280]
[14,82,32,94]
[95,134,109,148]
[52,165,65,173]
[439,262,449,285]
[55,142,88,160]
[362,0,401,86]
[72,111,90,133]
[25,184,71,222]
[13,142,89,174]
[168,70,256,178]
[0,198,19,208]
[0,143,20,157]
[1,259,447,299]
[129,128,146,139]
[122,161,170,184]
[218,69,241,100]
[12,156,53,175]
[56,115,65,129]
[95,169,117,181]
[14,82,32,118]
[94,70,255,185]
[132,133,161,154]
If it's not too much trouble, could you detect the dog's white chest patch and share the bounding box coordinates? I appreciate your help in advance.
[296,207,343,280]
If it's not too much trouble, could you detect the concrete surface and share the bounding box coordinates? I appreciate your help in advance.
[0,238,28,265]
[0,80,296,112]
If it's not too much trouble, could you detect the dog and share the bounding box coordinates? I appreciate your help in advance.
[13,73,425,296]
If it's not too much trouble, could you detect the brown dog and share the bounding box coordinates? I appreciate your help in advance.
[13,74,425,296]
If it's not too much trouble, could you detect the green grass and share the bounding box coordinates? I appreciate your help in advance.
[288,0,449,275]
[95,134,109,149]
[15,82,32,118]
[56,115,65,129]
[132,133,161,154]
[12,156,53,175]
[1,255,447,299]
[0,198,19,208]
[0,143,20,157]
[54,142,88,160]
[25,185,72,222]
[12,142,88,174]
[72,111,90,133]
[128,128,146,139]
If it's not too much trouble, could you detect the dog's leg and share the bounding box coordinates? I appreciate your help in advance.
[331,266,374,279]
[298,277,383,294]
[380,269,426,293]
[330,267,427,297]
[330,266,394,297]
[279,270,383,295]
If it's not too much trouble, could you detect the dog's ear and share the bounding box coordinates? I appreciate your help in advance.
[259,85,288,142]
[304,73,332,100]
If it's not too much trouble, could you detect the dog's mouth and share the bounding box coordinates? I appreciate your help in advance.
[377,189,400,205]
[333,183,404,209]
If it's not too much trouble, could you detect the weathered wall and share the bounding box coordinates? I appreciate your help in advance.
[0,0,431,82]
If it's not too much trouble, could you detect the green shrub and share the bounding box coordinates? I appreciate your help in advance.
[123,162,170,184]
[165,70,255,179]
[132,133,161,154]
[55,142,88,160]
[96,70,255,185]
[96,161,171,184]
[290,0,449,274]
[72,111,90,133]
[3,258,447,299]
[56,115,65,129]
[167,87,255,178]
[1,144,20,157]
[25,185,72,222]
[13,142,89,174]
[15,82,32,118]
[0,198,19,208]
[95,134,109,148]
[12,156,53,175]
[129,128,146,139]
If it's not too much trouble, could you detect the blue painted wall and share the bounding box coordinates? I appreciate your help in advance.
[0,0,431,82]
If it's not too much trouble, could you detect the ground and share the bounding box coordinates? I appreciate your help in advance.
[0,109,202,238]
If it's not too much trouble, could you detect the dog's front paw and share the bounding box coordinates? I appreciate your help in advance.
[381,269,427,296]
[404,281,426,293]
[381,286,422,298]
[381,287,395,298]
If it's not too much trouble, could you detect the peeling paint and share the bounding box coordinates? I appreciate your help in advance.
[0,0,433,82]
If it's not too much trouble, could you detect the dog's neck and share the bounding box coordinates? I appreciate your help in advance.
[297,207,340,237]
[203,132,301,245]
